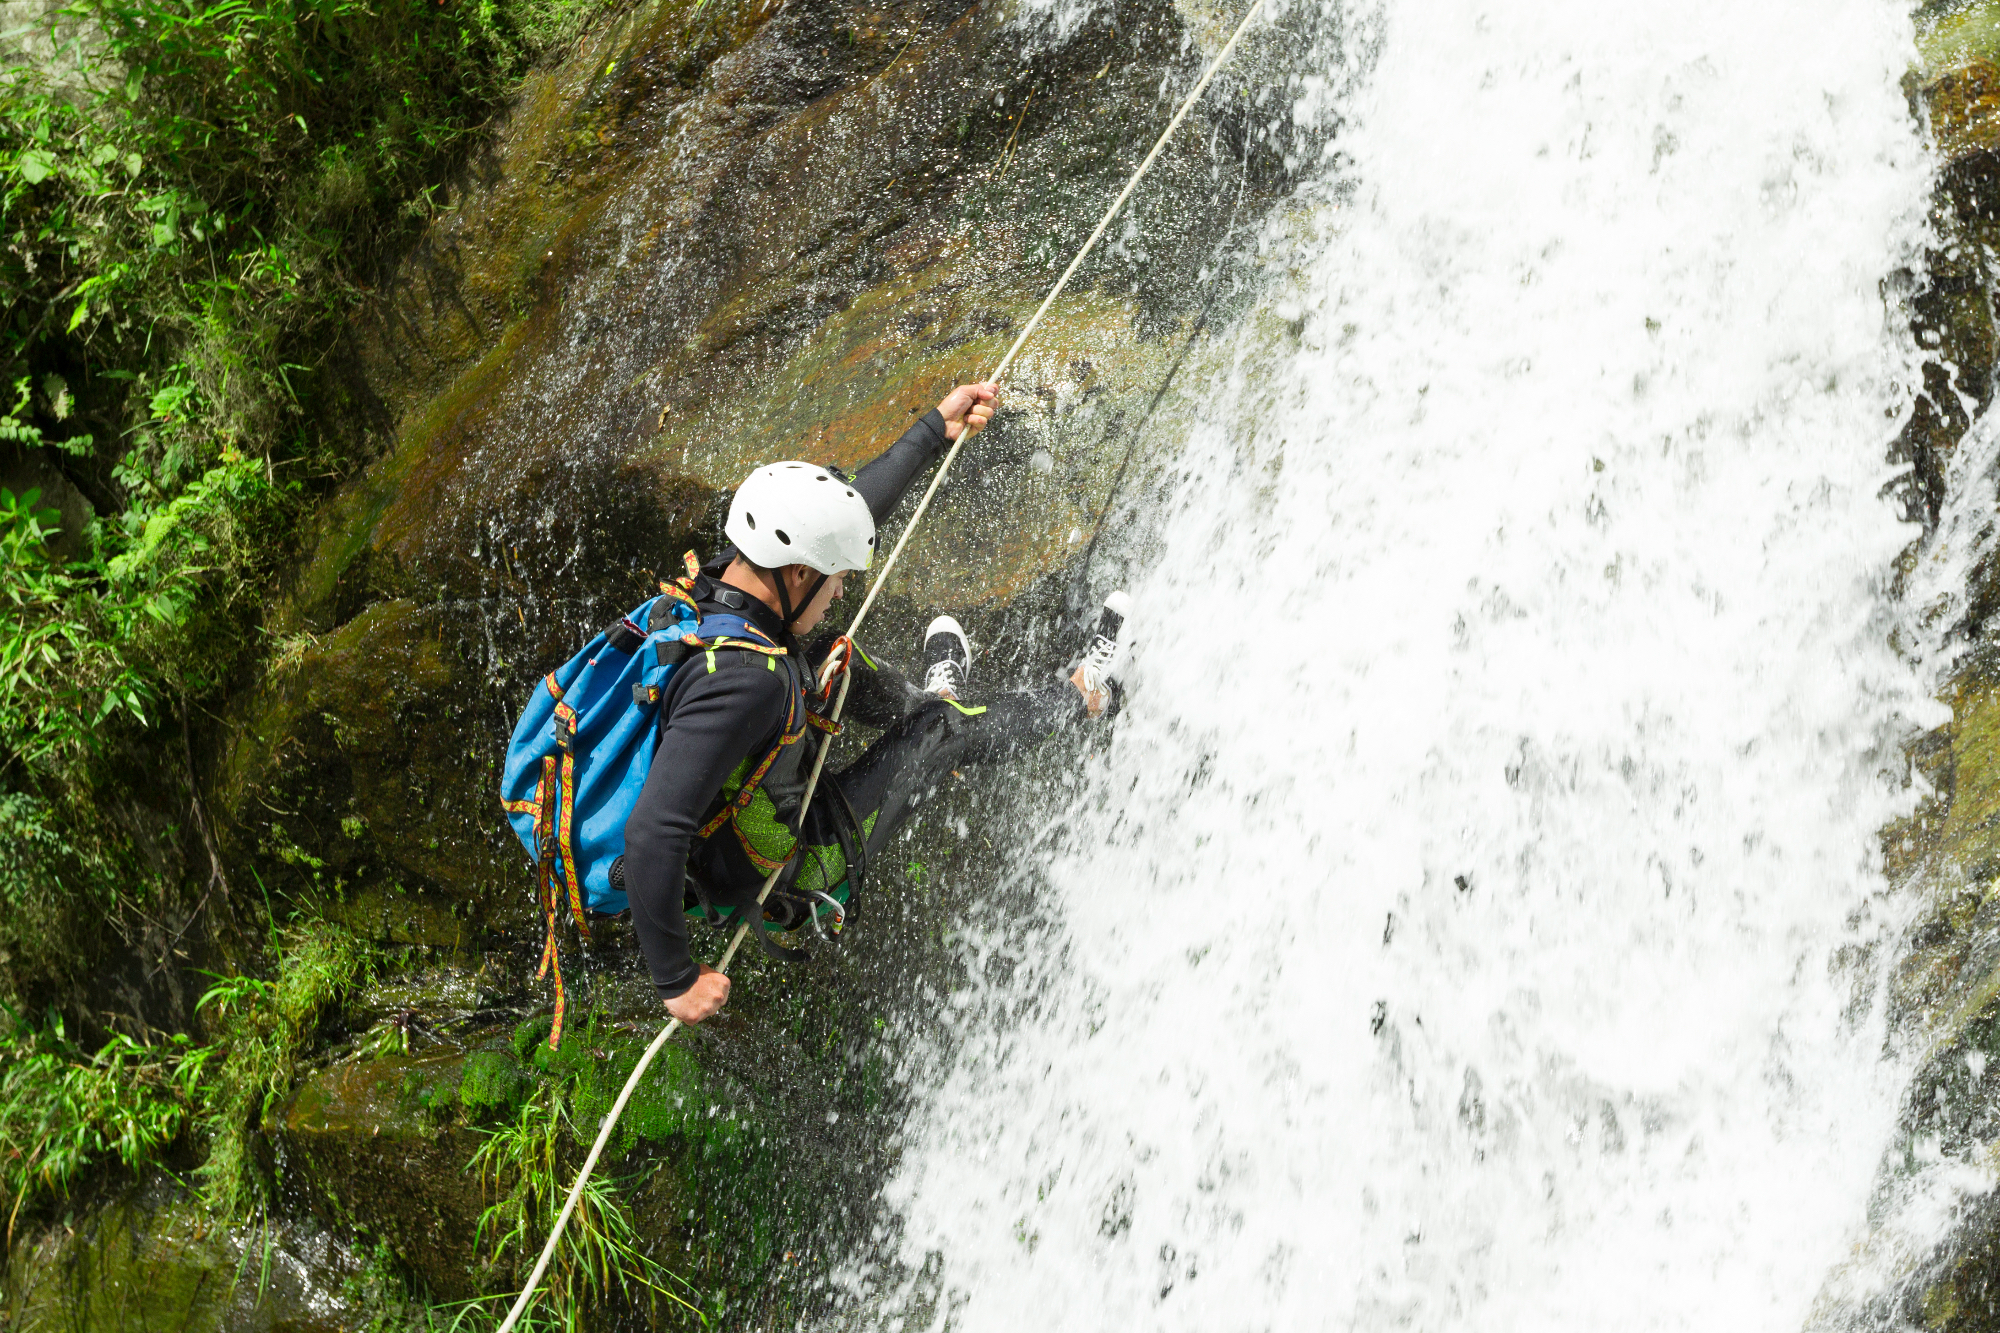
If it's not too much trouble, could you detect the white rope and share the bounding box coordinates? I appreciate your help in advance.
[490,676,849,1333]
[845,0,1268,636]
[492,3,1264,1324]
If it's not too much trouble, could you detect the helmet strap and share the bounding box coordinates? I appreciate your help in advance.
[773,565,797,627]
[771,566,830,632]
[792,573,829,630]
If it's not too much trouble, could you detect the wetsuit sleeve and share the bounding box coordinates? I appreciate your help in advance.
[851,410,951,523]
[623,664,789,999]
[804,631,927,727]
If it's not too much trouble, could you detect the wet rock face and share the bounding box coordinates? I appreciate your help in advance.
[278,1053,492,1297]
[1872,10,2000,1323]
[1879,656,2000,1331]
[3,1180,366,1332]
[1906,10,2000,552]
[217,0,1293,932]
[124,0,1302,1316]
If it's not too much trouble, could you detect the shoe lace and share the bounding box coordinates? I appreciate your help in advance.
[1077,632,1119,685]
[923,659,961,696]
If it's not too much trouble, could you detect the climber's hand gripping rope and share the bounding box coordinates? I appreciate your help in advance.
[938,380,998,442]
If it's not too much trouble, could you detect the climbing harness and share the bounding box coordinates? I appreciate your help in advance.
[491,2,1268,1324]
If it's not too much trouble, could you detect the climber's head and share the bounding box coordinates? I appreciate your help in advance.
[722,462,875,633]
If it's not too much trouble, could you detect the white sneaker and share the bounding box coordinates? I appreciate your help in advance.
[921,615,972,700]
[1070,591,1131,718]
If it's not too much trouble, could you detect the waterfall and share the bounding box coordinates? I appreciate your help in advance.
[853,0,1950,1326]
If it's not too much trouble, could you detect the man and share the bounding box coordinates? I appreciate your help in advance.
[622,382,1131,1024]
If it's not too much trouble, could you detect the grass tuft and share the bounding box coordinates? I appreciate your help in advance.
[465,1089,709,1329]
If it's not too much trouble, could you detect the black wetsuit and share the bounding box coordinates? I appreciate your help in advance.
[623,413,1084,1000]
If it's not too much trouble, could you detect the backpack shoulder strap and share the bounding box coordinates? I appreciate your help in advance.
[693,613,784,651]
[650,577,699,631]
[674,619,811,850]
[654,613,790,670]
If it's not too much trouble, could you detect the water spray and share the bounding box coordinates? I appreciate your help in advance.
[490,4,1268,1325]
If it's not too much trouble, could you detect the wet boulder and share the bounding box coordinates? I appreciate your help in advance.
[210,0,1288,938]
[277,1051,492,1298]
[2,1179,366,1332]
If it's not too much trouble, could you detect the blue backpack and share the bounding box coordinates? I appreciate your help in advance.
[499,559,803,1043]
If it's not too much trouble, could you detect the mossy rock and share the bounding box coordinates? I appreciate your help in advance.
[2,1179,364,1332]
[1871,668,2000,1320]
[460,1046,534,1115]
[163,0,1284,1313]
[209,0,1271,936]
[277,1053,491,1297]
[215,593,541,943]
[1899,6,2000,536]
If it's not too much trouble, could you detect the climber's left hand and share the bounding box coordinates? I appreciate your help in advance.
[938,382,998,442]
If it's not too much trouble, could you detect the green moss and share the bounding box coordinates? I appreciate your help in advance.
[1921,2,2000,76]
[460,1047,531,1117]
[276,1052,489,1297]
[195,921,377,1217]
[513,1012,556,1063]
[571,1040,708,1146]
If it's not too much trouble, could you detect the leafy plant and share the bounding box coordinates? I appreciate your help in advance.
[0,0,626,1026]
[0,0,623,776]
[0,0,624,1252]
[0,488,149,768]
[0,919,369,1230]
[193,920,374,1215]
[468,1091,707,1330]
[0,1006,202,1237]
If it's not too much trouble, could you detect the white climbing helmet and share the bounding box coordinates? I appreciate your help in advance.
[724,462,876,574]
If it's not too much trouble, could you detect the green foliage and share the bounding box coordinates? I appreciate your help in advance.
[0,0,523,781]
[0,1007,199,1226]
[192,920,374,1216]
[0,0,622,946]
[0,788,140,1009]
[0,920,370,1226]
[356,1014,415,1060]
[0,0,616,1222]
[465,1091,707,1330]
[0,792,100,913]
[0,488,149,768]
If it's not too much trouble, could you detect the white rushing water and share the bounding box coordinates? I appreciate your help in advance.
[860,0,1951,1328]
